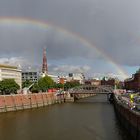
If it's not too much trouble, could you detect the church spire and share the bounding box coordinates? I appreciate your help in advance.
[42,48,48,75]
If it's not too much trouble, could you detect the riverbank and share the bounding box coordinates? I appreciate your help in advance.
[0,92,94,113]
[113,91,140,140]
[0,94,132,140]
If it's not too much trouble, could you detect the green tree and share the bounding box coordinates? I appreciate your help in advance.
[55,83,64,89]
[22,80,33,88]
[64,81,80,90]
[30,83,39,93]
[38,76,54,92]
[0,79,20,95]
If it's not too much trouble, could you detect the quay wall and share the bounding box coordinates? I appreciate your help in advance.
[0,93,67,113]
[0,92,93,113]
[72,93,96,101]
[113,94,140,140]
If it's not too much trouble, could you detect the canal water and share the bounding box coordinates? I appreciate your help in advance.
[0,94,133,140]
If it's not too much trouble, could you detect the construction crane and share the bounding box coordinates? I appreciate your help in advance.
[22,83,34,94]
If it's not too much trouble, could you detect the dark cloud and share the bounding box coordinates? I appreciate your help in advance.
[0,25,100,61]
[0,0,139,77]
[48,64,91,75]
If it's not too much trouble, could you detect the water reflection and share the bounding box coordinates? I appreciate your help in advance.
[0,95,133,140]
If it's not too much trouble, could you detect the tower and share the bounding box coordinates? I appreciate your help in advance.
[42,48,48,75]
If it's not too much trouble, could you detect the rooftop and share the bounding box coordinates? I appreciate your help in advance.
[136,68,140,73]
[0,64,18,69]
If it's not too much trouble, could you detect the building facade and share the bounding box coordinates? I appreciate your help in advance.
[47,74,59,83]
[124,69,140,91]
[101,78,116,87]
[22,72,39,83]
[85,79,101,86]
[67,73,85,84]
[0,64,22,88]
[57,76,67,84]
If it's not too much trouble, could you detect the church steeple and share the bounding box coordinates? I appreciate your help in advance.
[42,48,48,75]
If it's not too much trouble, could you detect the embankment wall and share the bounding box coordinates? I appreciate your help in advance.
[0,93,65,113]
[0,92,96,113]
[114,95,140,140]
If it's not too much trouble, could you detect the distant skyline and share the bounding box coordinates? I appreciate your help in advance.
[0,0,140,79]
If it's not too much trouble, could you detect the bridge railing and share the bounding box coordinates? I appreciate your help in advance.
[69,85,114,94]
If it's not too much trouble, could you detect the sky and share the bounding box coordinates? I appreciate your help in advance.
[0,0,140,79]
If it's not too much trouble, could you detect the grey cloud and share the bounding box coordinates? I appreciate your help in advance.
[0,25,100,62]
[49,64,91,74]
[0,0,139,76]
[0,57,28,67]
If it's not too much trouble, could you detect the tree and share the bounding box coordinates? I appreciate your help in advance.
[30,83,39,93]
[64,81,80,90]
[55,83,64,89]
[38,76,54,92]
[0,79,20,95]
[64,82,71,90]
[22,80,33,88]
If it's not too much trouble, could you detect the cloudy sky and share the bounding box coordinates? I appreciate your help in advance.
[0,0,140,79]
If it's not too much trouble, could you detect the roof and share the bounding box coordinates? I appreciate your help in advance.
[136,68,140,73]
[0,64,17,69]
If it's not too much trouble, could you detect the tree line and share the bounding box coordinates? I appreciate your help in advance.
[26,76,81,93]
[0,79,20,95]
[0,76,80,95]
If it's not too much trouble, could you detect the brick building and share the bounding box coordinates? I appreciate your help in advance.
[124,69,140,91]
[85,79,101,86]
[57,77,67,84]
[101,78,116,87]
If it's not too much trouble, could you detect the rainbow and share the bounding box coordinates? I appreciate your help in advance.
[0,17,128,79]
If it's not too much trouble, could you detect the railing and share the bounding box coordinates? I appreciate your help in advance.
[69,85,114,94]
[114,92,140,140]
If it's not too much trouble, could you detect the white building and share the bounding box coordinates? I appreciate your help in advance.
[39,72,59,83]
[0,64,22,88]
[48,74,59,83]
[67,73,85,84]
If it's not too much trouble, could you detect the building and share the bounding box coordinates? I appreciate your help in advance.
[101,77,116,87]
[85,79,101,86]
[0,64,22,88]
[124,69,140,91]
[47,74,58,83]
[41,48,48,76]
[39,48,59,83]
[67,73,85,84]
[22,71,39,83]
[40,48,85,85]
[57,76,67,84]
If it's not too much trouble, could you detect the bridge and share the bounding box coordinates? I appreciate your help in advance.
[69,85,114,94]
[69,85,114,102]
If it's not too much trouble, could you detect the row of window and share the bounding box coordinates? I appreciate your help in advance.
[22,76,38,79]
[23,79,38,82]
[22,73,38,75]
